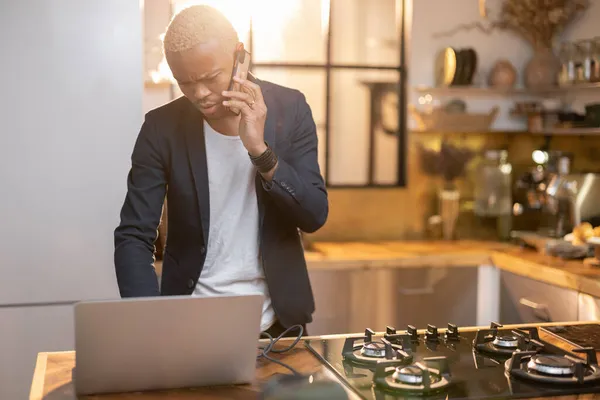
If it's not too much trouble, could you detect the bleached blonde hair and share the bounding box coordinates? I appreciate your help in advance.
[163,5,239,53]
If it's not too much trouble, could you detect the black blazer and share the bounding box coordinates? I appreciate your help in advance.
[114,78,328,327]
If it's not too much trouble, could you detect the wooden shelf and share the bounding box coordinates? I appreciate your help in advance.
[413,83,600,97]
[410,128,600,135]
[529,127,600,135]
[411,130,522,135]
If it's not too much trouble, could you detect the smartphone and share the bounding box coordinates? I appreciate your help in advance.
[227,43,251,114]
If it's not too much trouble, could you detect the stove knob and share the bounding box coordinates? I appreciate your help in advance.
[407,325,418,341]
[426,324,439,341]
[445,323,459,340]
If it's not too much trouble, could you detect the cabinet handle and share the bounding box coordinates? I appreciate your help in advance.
[398,287,434,295]
[519,297,551,322]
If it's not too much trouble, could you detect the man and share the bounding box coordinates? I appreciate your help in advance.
[114,5,328,337]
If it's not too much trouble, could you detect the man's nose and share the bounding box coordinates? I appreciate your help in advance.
[193,83,211,100]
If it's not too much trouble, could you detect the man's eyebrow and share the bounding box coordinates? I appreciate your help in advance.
[196,69,223,80]
[176,69,222,84]
[177,68,223,83]
[203,68,222,77]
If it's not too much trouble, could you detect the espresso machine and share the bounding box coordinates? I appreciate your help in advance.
[545,172,600,236]
[512,151,600,238]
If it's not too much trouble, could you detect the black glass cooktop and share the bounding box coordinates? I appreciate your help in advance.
[305,323,600,400]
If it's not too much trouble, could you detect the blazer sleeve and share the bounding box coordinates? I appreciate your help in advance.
[114,114,166,297]
[262,92,329,233]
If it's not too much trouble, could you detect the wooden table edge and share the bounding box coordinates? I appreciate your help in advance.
[29,352,48,400]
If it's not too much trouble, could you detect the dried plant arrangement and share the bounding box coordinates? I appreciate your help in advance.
[433,0,589,49]
[418,141,475,189]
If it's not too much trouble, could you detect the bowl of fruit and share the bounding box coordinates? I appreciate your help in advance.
[566,222,600,265]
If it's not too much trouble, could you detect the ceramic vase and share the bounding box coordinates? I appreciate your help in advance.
[439,184,460,240]
[524,47,560,88]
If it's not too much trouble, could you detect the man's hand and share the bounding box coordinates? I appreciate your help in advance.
[222,77,267,157]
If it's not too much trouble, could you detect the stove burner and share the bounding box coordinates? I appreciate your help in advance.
[473,323,544,357]
[374,356,452,394]
[528,355,575,376]
[506,348,600,385]
[342,328,412,366]
[493,335,519,348]
[361,341,386,358]
[393,365,424,384]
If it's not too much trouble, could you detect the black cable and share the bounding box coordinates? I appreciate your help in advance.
[258,324,304,376]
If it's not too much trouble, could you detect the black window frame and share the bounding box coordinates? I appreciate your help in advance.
[248,0,408,188]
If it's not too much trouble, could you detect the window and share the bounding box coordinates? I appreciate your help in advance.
[168,0,409,187]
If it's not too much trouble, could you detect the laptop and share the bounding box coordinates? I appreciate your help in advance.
[73,294,264,395]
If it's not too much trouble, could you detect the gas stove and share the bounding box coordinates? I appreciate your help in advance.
[305,322,600,399]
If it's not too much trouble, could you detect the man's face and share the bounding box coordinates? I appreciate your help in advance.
[166,39,235,119]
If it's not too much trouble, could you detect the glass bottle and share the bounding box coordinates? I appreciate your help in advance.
[474,150,513,240]
[573,40,590,83]
[474,150,513,215]
[557,42,575,86]
[579,39,593,82]
[591,37,600,83]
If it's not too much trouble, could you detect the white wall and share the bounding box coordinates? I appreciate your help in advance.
[409,0,600,130]
[0,0,143,398]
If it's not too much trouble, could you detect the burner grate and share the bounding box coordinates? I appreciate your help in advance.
[506,348,600,385]
[342,328,412,366]
[374,356,452,394]
[473,322,545,357]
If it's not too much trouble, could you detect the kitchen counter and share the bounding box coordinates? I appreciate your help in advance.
[305,240,600,298]
[154,241,600,298]
[29,321,600,399]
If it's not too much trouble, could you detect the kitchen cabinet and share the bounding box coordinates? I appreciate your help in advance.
[306,269,353,336]
[307,267,478,336]
[499,270,578,324]
[384,267,478,329]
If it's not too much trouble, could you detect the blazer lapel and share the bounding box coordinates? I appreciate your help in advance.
[183,105,210,247]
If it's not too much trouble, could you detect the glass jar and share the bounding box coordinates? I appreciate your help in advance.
[591,37,600,83]
[474,150,513,217]
[557,42,576,86]
[572,40,592,83]
[580,39,593,82]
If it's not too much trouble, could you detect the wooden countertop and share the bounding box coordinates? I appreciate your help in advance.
[305,240,600,298]
[30,321,600,400]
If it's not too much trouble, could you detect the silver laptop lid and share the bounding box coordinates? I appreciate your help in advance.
[74,294,263,395]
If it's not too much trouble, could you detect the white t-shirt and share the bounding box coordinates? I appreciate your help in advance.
[193,121,275,332]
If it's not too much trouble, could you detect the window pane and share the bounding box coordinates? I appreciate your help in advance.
[331,0,400,66]
[252,68,327,179]
[329,69,401,185]
[251,0,327,63]
[374,86,401,185]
